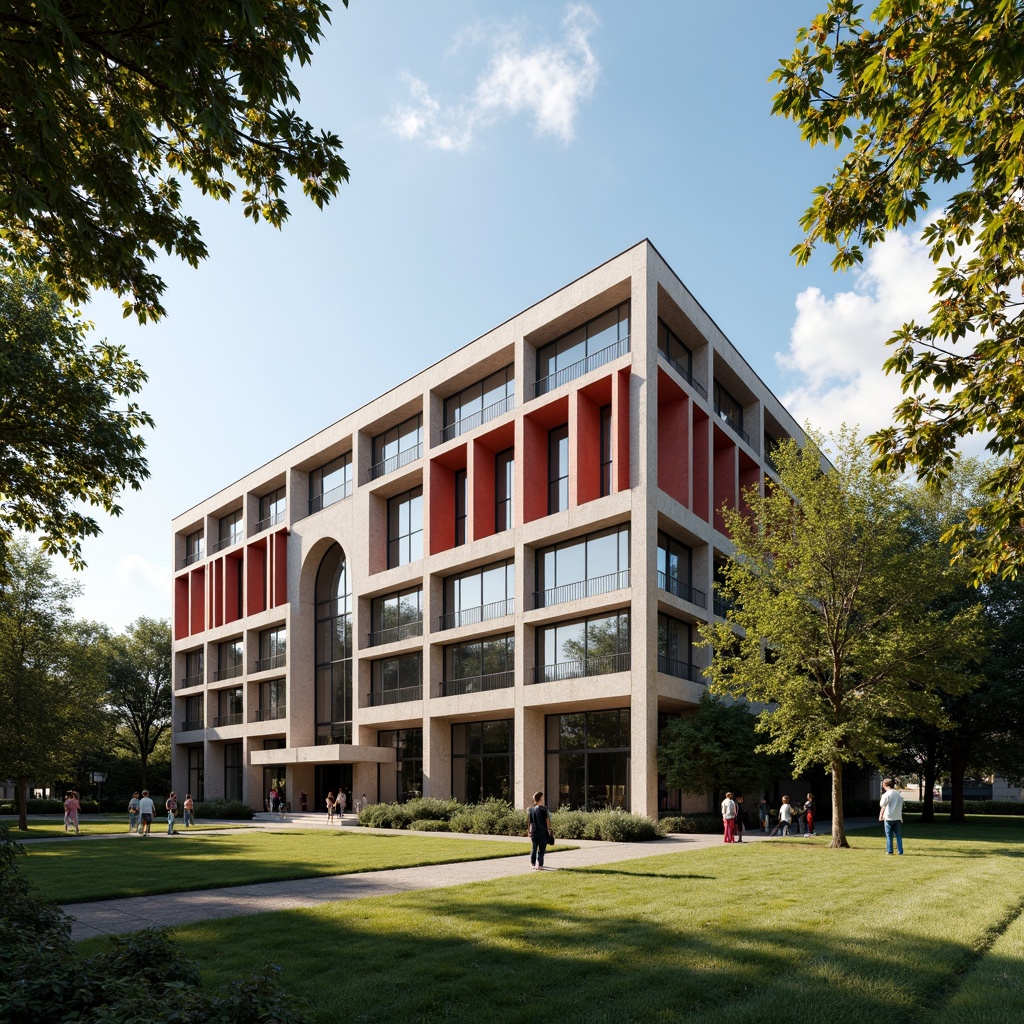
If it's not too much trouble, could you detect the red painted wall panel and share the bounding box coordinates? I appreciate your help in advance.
[189,567,205,636]
[174,575,190,640]
[471,438,496,541]
[575,390,601,506]
[428,458,456,555]
[657,390,688,507]
[692,410,710,522]
[247,541,267,615]
[522,415,548,524]
[615,368,630,492]
[272,530,288,607]
[739,453,760,520]
[225,554,242,622]
[713,442,737,535]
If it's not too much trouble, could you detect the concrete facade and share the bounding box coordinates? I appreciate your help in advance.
[170,240,805,818]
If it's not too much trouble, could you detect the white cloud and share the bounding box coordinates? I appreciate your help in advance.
[117,553,171,601]
[387,4,600,151]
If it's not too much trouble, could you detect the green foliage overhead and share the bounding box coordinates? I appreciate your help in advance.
[772,0,1024,579]
[0,0,349,321]
[700,430,984,847]
[0,266,151,571]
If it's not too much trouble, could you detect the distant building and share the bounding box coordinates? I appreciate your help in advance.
[170,240,804,816]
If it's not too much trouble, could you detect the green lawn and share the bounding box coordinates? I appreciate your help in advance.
[3,819,243,839]
[156,819,1024,1024]
[21,830,548,903]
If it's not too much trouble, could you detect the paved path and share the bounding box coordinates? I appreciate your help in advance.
[56,814,876,942]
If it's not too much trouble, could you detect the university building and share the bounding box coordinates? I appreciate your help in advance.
[170,240,804,817]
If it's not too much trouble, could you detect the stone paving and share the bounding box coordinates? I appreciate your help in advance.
[38,813,872,942]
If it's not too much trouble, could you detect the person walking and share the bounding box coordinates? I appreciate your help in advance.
[138,790,155,836]
[299,790,308,812]
[735,793,747,843]
[64,791,81,834]
[527,791,554,870]
[803,793,816,837]
[326,791,335,823]
[337,790,347,822]
[128,792,141,834]
[269,786,279,813]
[165,792,179,835]
[183,793,195,827]
[769,795,793,837]
[758,795,770,834]
[880,778,905,855]
[720,791,738,843]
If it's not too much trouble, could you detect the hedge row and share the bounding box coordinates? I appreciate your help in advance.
[358,798,663,842]
[903,799,1024,816]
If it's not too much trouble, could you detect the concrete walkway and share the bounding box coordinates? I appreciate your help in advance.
[58,814,875,942]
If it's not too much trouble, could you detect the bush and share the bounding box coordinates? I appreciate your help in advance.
[193,799,254,820]
[903,799,1024,816]
[449,799,528,836]
[358,803,413,829]
[401,797,459,822]
[409,819,450,832]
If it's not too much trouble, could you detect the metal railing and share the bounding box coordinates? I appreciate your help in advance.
[657,655,701,682]
[176,673,204,690]
[212,665,243,681]
[439,394,515,443]
[535,337,629,396]
[367,684,423,707]
[714,408,752,447]
[254,706,287,722]
[532,650,631,683]
[439,598,514,631]
[213,712,243,727]
[255,509,286,533]
[179,719,204,732]
[309,479,353,515]
[369,442,423,480]
[659,351,708,398]
[533,569,630,609]
[180,550,204,569]
[657,571,707,608]
[210,533,242,554]
[368,620,423,647]
[713,594,734,618]
[440,670,515,697]
[254,653,286,672]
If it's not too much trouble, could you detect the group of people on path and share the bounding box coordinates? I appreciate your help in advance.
[324,791,368,821]
[125,790,193,836]
[720,792,817,842]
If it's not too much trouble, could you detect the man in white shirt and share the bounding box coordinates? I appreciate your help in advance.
[879,778,904,855]
[138,790,155,837]
[720,792,738,844]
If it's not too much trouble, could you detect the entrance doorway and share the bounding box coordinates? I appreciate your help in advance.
[315,764,353,816]
[262,766,287,811]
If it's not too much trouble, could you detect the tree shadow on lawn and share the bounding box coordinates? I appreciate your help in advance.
[173,887,1008,1024]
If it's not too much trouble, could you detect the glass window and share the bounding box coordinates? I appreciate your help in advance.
[217,687,243,726]
[658,319,695,386]
[258,626,286,671]
[442,365,515,441]
[442,559,514,629]
[377,728,423,804]
[548,424,569,514]
[258,487,286,530]
[657,531,703,606]
[372,414,423,478]
[223,742,243,801]
[188,746,204,802]
[183,695,203,729]
[183,529,204,566]
[315,543,353,745]
[371,653,422,705]
[495,448,514,532]
[455,468,468,547]
[713,381,746,439]
[258,678,287,721]
[217,509,243,550]
[452,720,513,803]
[309,452,353,513]
[545,709,630,811]
[216,638,243,680]
[183,648,204,686]
[657,614,694,680]
[387,487,424,568]
[536,611,630,682]
[369,587,423,645]
[536,302,630,394]
[537,526,629,606]
[600,404,613,497]
[443,634,514,695]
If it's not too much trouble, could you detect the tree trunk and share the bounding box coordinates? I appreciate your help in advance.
[16,774,28,831]
[949,739,968,824]
[829,761,849,849]
[920,734,937,824]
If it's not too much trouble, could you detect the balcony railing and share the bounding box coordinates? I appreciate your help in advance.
[254,706,287,722]
[535,337,629,396]
[179,719,205,732]
[316,724,353,745]
[659,351,708,398]
[255,509,286,533]
[213,712,243,727]
[367,684,423,707]
[532,650,631,683]
[713,594,734,618]
[439,598,514,631]
[180,550,204,569]
[714,409,752,448]
[176,673,204,690]
[440,670,515,697]
[212,665,243,681]
[370,442,423,481]
[657,655,701,682]
[210,533,242,554]
[439,395,515,444]
[309,479,353,515]
[254,653,286,672]
[533,569,630,609]
[367,620,423,647]
[657,571,707,608]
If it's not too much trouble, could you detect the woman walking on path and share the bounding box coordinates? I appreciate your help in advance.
[64,791,81,834]
[803,794,816,837]
[165,792,179,835]
[326,791,335,823]
[527,791,554,870]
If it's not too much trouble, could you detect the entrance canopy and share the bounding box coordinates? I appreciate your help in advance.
[250,744,396,767]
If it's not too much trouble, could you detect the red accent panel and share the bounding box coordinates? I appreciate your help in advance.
[247,540,267,615]
[739,451,760,520]
[657,370,689,507]
[224,553,242,622]
[189,567,205,635]
[692,408,710,522]
[211,558,223,627]
[523,415,548,524]
[575,389,601,506]
[272,529,288,607]
[471,438,496,541]
[615,368,630,492]
[713,437,737,535]
[174,575,190,640]
[428,457,456,555]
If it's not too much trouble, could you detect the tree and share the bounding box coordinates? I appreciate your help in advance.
[0,266,151,573]
[657,691,789,808]
[0,0,349,322]
[700,430,984,848]
[0,539,108,830]
[772,1,1024,579]
[106,617,172,789]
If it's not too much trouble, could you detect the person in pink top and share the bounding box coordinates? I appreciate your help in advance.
[64,791,81,834]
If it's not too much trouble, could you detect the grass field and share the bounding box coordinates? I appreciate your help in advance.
[20,829,552,903]
[2,818,243,839]
[147,819,1024,1024]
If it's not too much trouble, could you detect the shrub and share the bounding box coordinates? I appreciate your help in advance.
[401,797,459,822]
[193,799,254,820]
[449,799,528,836]
[903,799,1024,816]
[409,819,450,832]
[657,816,693,834]
[358,803,413,829]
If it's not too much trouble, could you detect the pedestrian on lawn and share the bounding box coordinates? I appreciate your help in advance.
[527,791,555,870]
[138,790,155,836]
[165,792,178,835]
[128,791,141,834]
[720,791,738,843]
[183,793,195,827]
[64,791,81,834]
[879,778,905,856]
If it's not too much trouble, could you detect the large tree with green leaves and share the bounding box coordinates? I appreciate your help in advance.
[0,266,151,573]
[701,430,984,848]
[772,0,1024,579]
[0,539,109,829]
[106,617,172,789]
[0,0,349,322]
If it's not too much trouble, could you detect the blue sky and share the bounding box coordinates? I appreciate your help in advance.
[64,1,942,628]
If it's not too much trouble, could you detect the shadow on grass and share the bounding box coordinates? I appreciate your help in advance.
[566,867,715,881]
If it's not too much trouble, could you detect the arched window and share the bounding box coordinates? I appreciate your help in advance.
[315,544,352,744]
